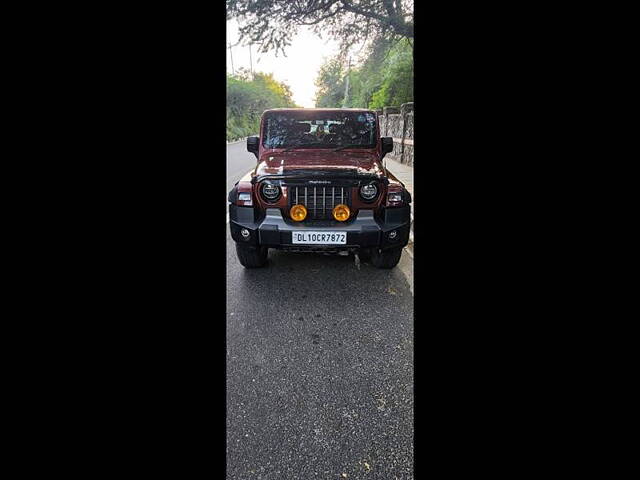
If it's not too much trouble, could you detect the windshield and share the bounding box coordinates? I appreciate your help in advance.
[262,111,377,150]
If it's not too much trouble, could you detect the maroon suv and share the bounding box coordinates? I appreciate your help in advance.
[228,108,412,268]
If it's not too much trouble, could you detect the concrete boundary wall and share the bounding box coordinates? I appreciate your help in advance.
[377,102,414,166]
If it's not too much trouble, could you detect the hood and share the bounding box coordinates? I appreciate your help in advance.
[255,150,385,178]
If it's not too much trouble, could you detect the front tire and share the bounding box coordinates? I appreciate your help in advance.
[371,247,403,269]
[236,244,268,268]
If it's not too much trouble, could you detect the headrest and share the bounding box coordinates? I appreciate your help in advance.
[294,122,311,133]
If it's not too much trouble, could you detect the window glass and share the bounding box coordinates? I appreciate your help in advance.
[263,111,377,149]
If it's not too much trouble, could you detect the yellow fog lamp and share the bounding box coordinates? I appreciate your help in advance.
[290,204,307,221]
[332,204,350,222]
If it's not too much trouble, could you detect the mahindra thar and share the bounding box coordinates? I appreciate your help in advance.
[228,108,412,269]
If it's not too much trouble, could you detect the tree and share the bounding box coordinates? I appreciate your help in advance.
[366,37,413,108]
[227,0,414,55]
[227,72,297,140]
[314,58,346,107]
[314,36,413,109]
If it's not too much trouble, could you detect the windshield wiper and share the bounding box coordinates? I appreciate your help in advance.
[333,144,366,152]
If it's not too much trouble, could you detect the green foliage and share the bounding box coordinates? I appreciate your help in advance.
[228,0,414,56]
[366,38,413,109]
[314,58,346,108]
[226,71,297,141]
[314,37,413,109]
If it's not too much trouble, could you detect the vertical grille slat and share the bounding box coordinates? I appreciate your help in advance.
[323,187,325,217]
[287,183,351,221]
[332,187,335,215]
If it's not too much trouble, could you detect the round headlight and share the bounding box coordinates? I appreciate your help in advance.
[332,204,350,222]
[261,183,280,201]
[290,204,307,221]
[360,183,378,201]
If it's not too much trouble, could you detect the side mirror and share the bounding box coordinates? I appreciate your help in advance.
[381,137,393,156]
[247,136,259,159]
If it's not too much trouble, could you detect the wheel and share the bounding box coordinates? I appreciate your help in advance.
[236,244,268,268]
[371,247,403,269]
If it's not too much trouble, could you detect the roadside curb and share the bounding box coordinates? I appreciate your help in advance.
[409,215,414,243]
[398,242,414,295]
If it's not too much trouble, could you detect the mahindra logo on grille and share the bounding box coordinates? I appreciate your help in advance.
[308,180,332,184]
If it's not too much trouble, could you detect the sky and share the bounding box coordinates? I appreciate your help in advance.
[226,19,341,108]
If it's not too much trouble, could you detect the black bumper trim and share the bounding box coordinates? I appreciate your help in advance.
[229,205,410,249]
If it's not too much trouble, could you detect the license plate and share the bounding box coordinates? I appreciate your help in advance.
[291,231,347,245]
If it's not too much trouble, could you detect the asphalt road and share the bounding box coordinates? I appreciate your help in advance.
[226,142,414,479]
[227,139,258,194]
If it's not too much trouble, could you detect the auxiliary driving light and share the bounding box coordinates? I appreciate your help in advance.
[240,228,250,238]
[332,204,350,222]
[290,204,307,221]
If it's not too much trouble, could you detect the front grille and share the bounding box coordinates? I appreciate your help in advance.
[288,185,351,220]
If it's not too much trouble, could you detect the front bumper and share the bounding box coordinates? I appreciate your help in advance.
[229,205,410,251]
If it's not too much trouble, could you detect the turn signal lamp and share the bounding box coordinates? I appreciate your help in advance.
[290,204,307,221]
[332,204,350,222]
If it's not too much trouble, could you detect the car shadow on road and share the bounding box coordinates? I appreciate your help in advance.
[254,250,409,291]
[230,249,413,323]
